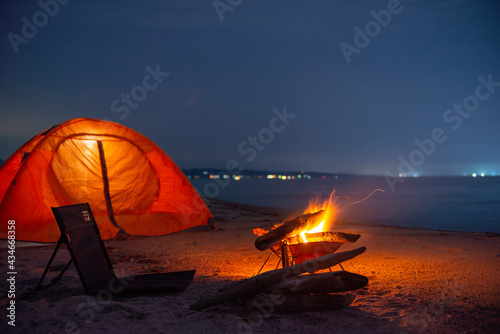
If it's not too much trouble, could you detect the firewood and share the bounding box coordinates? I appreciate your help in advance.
[252,228,283,254]
[254,210,325,251]
[248,293,356,314]
[264,271,368,295]
[285,231,360,245]
[189,246,365,311]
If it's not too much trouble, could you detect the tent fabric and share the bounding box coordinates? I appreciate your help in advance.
[0,118,212,242]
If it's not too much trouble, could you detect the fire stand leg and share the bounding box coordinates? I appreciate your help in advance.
[256,251,274,275]
[281,242,289,268]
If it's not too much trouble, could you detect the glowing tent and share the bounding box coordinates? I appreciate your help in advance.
[0,118,212,242]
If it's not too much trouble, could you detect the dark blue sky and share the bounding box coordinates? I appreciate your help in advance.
[1,0,499,176]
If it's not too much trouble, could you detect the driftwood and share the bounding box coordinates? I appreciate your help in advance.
[264,271,368,295]
[254,210,325,251]
[189,246,366,311]
[286,232,361,245]
[248,293,356,314]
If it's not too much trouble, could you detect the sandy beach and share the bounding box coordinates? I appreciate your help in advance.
[1,198,499,334]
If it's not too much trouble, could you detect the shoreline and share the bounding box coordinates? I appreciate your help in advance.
[208,197,500,236]
[191,175,500,234]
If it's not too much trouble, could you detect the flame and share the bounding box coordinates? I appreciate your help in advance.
[299,191,337,243]
[294,188,384,243]
[299,220,325,243]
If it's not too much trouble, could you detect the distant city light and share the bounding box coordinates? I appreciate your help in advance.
[183,169,500,181]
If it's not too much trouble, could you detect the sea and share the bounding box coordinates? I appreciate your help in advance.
[190,176,500,233]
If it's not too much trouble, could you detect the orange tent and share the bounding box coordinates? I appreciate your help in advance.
[0,118,212,242]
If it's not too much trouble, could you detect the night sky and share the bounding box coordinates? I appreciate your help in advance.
[1,0,499,176]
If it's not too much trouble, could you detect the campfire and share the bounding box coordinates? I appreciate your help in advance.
[254,191,361,267]
[190,192,368,314]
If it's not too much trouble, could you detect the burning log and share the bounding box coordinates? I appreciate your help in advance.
[254,210,325,251]
[248,293,356,314]
[189,246,366,311]
[286,231,360,245]
[264,271,368,295]
[252,227,282,254]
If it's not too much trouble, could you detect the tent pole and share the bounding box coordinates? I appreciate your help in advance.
[97,140,128,238]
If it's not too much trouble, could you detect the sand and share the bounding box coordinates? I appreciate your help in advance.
[1,198,499,333]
